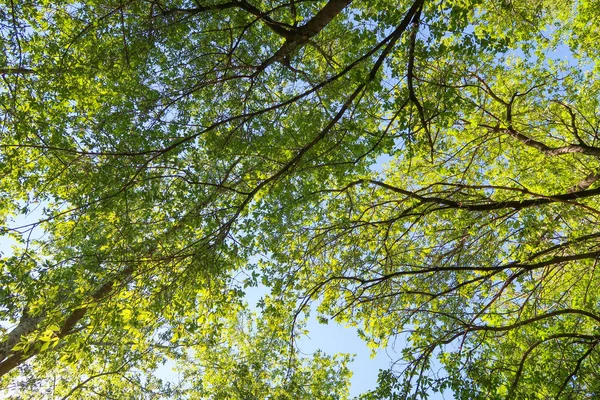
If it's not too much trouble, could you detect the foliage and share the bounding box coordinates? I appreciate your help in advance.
[1,0,600,398]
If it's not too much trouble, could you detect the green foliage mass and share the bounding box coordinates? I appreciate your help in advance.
[1,0,600,398]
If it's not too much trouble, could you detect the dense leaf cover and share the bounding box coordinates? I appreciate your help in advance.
[1,0,600,398]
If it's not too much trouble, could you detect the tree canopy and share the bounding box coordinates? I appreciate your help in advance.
[1,0,600,398]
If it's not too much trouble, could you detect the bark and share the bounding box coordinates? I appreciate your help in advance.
[568,170,600,193]
[0,266,134,378]
[506,127,600,158]
[0,68,35,75]
[257,0,353,71]
[0,308,45,363]
[369,179,600,212]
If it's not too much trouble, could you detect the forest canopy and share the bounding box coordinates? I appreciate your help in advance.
[1,0,600,398]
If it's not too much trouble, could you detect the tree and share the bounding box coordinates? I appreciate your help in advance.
[1,0,599,398]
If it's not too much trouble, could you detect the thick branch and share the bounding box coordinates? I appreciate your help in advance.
[321,249,600,288]
[0,308,44,362]
[480,123,600,158]
[568,170,600,193]
[256,0,353,71]
[368,179,600,212]
[0,67,35,75]
[157,1,294,38]
[465,308,600,332]
[300,0,352,37]
[0,266,134,378]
